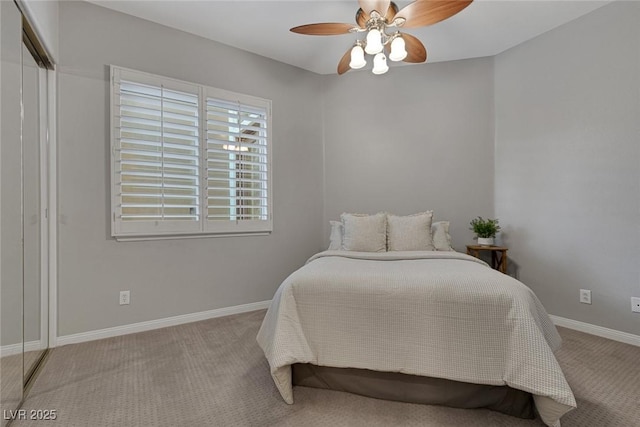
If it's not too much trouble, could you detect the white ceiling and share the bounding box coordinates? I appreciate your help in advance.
[87,0,611,75]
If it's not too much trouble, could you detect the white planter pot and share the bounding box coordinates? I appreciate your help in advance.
[477,237,494,246]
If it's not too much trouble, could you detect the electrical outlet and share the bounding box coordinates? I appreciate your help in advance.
[631,297,640,313]
[579,289,591,305]
[119,290,130,305]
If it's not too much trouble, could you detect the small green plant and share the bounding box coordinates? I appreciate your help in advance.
[469,217,501,238]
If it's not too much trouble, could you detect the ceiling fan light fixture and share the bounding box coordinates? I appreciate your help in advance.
[289,0,473,76]
[349,44,367,69]
[364,28,383,54]
[391,17,406,28]
[389,36,408,62]
[372,52,389,75]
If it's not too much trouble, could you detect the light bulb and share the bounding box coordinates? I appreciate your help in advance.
[364,29,383,55]
[372,52,389,75]
[389,36,407,62]
[349,45,366,69]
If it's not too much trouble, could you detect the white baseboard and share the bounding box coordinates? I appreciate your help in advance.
[1,339,47,357]
[550,315,640,347]
[52,304,638,349]
[56,300,271,347]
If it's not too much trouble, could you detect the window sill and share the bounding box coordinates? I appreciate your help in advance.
[114,231,271,242]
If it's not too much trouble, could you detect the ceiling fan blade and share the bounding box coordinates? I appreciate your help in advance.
[385,2,400,22]
[337,48,352,75]
[358,0,391,16]
[355,8,369,28]
[290,23,356,36]
[402,33,427,63]
[395,0,473,29]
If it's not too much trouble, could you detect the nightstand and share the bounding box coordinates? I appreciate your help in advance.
[466,245,508,274]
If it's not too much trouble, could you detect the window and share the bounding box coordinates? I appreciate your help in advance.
[110,66,272,239]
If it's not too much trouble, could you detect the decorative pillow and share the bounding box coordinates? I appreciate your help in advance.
[340,212,387,252]
[432,221,454,251]
[387,211,435,251]
[328,220,343,250]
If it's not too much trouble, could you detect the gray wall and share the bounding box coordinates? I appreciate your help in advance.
[322,58,495,249]
[494,1,640,334]
[57,0,640,338]
[56,1,324,336]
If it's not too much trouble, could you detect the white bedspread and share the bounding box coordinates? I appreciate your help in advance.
[257,251,576,426]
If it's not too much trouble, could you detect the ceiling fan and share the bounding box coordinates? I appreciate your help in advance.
[290,0,473,75]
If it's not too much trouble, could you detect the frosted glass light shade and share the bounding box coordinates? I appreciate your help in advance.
[389,37,407,62]
[372,53,389,75]
[365,29,383,54]
[349,45,366,69]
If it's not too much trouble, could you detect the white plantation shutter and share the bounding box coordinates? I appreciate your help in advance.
[110,66,272,239]
[205,91,271,233]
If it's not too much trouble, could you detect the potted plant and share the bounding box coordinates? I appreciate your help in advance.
[469,217,501,246]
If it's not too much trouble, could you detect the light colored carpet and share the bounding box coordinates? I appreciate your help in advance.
[1,349,48,400]
[12,310,640,427]
[23,349,46,381]
[1,353,23,427]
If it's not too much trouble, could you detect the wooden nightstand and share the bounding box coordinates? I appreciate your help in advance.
[466,245,508,274]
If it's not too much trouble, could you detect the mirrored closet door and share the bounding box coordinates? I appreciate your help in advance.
[1,1,52,423]
[1,0,25,421]
[22,31,48,385]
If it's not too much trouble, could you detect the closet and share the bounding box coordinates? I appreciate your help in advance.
[1,1,53,423]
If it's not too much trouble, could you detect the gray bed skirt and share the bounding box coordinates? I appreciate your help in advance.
[292,363,535,419]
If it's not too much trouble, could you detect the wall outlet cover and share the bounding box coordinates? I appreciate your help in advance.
[579,289,591,305]
[119,290,130,305]
[632,297,640,313]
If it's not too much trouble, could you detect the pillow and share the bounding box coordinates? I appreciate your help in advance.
[432,221,454,251]
[328,220,343,250]
[341,212,387,252]
[387,211,435,251]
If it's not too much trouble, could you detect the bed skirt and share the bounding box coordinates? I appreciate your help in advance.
[292,363,535,419]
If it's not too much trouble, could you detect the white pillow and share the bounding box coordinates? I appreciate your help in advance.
[387,211,435,251]
[328,220,343,250]
[341,212,387,252]
[432,221,454,251]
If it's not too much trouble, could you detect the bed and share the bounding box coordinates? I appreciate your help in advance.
[256,250,576,427]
